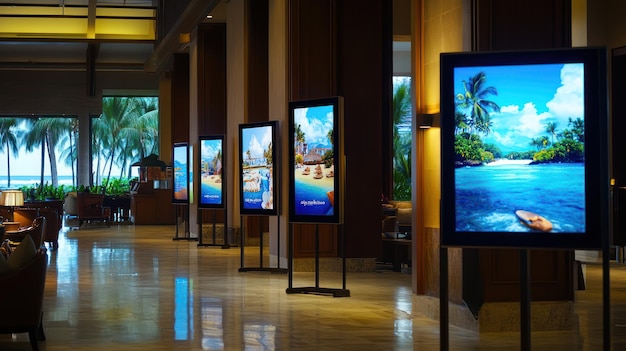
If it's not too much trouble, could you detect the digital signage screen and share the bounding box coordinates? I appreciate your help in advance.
[440,47,608,249]
[288,97,343,224]
[172,142,189,204]
[199,135,224,208]
[239,121,278,215]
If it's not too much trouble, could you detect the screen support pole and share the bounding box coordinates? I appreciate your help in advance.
[315,224,320,289]
[173,204,193,241]
[440,246,449,351]
[197,209,229,248]
[285,222,350,297]
[603,229,611,349]
[341,224,346,290]
[239,216,287,273]
[520,249,531,351]
[288,222,293,289]
[240,216,245,268]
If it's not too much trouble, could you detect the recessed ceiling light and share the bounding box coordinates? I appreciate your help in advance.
[206,15,213,19]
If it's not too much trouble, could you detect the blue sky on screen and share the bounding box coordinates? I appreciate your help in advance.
[293,105,334,149]
[454,63,584,154]
[201,139,221,161]
[173,145,188,166]
[242,125,272,160]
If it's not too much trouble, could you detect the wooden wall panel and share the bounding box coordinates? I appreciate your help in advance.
[480,249,573,302]
[288,0,391,260]
[171,53,190,143]
[338,0,390,259]
[289,0,337,100]
[247,0,269,123]
[197,23,227,135]
[471,0,574,305]
[474,0,571,51]
[292,224,337,257]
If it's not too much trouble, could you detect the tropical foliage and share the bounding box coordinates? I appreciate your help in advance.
[454,71,501,166]
[93,97,159,185]
[454,71,584,165]
[0,96,158,195]
[392,78,412,201]
[529,118,584,163]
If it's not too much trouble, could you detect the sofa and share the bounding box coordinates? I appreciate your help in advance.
[64,192,110,228]
[14,208,56,249]
[0,235,48,350]
[380,201,412,271]
[381,200,412,236]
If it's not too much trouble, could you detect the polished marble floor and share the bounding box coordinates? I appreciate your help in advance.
[1,223,625,350]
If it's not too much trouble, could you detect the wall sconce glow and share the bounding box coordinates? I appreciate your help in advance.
[418,113,439,129]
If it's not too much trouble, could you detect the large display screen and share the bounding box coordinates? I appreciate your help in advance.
[172,142,189,204]
[199,135,224,208]
[239,121,278,215]
[440,47,608,249]
[288,97,343,224]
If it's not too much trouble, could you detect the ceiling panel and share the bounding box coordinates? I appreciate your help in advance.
[0,0,157,71]
[0,1,156,6]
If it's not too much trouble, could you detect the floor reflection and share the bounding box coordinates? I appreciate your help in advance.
[0,224,624,350]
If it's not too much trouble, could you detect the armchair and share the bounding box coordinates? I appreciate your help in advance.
[0,245,48,351]
[76,192,110,227]
[3,216,46,249]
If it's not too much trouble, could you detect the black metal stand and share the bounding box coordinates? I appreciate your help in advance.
[520,249,531,351]
[239,215,288,273]
[285,223,350,298]
[440,247,448,351]
[173,204,195,241]
[602,227,611,350]
[198,208,230,248]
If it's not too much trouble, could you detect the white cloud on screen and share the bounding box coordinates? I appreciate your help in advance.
[246,135,264,159]
[293,108,333,146]
[487,64,584,152]
[546,63,584,120]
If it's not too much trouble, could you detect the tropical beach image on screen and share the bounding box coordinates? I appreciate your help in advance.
[454,63,586,233]
[173,144,188,201]
[293,105,335,217]
[200,138,223,206]
[241,125,274,211]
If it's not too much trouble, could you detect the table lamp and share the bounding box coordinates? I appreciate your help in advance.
[0,190,24,222]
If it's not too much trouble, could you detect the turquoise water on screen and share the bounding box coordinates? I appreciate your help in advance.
[455,162,585,233]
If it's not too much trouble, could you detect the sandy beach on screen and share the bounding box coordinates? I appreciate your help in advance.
[294,164,335,187]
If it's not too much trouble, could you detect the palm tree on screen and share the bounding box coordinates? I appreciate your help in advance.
[545,121,559,144]
[295,124,305,159]
[456,71,500,135]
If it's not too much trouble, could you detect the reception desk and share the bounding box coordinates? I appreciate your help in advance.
[130,189,175,225]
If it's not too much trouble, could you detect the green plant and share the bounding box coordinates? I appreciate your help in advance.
[19,183,73,201]
[102,177,131,196]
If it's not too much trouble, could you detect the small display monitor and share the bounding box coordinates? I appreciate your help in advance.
[172,142,189,204]
[288,96,344,224]
[239,121,279,215]
[199,135,224,208]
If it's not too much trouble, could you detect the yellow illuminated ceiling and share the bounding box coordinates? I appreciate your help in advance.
[0,1,156,40]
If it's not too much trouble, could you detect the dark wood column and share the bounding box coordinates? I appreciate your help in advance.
[288,0,392,260]
[195,23,227,225]
[197,23,227,135]
[171,53,190,143]
[245,0,270,240]
[466,0,574,310]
